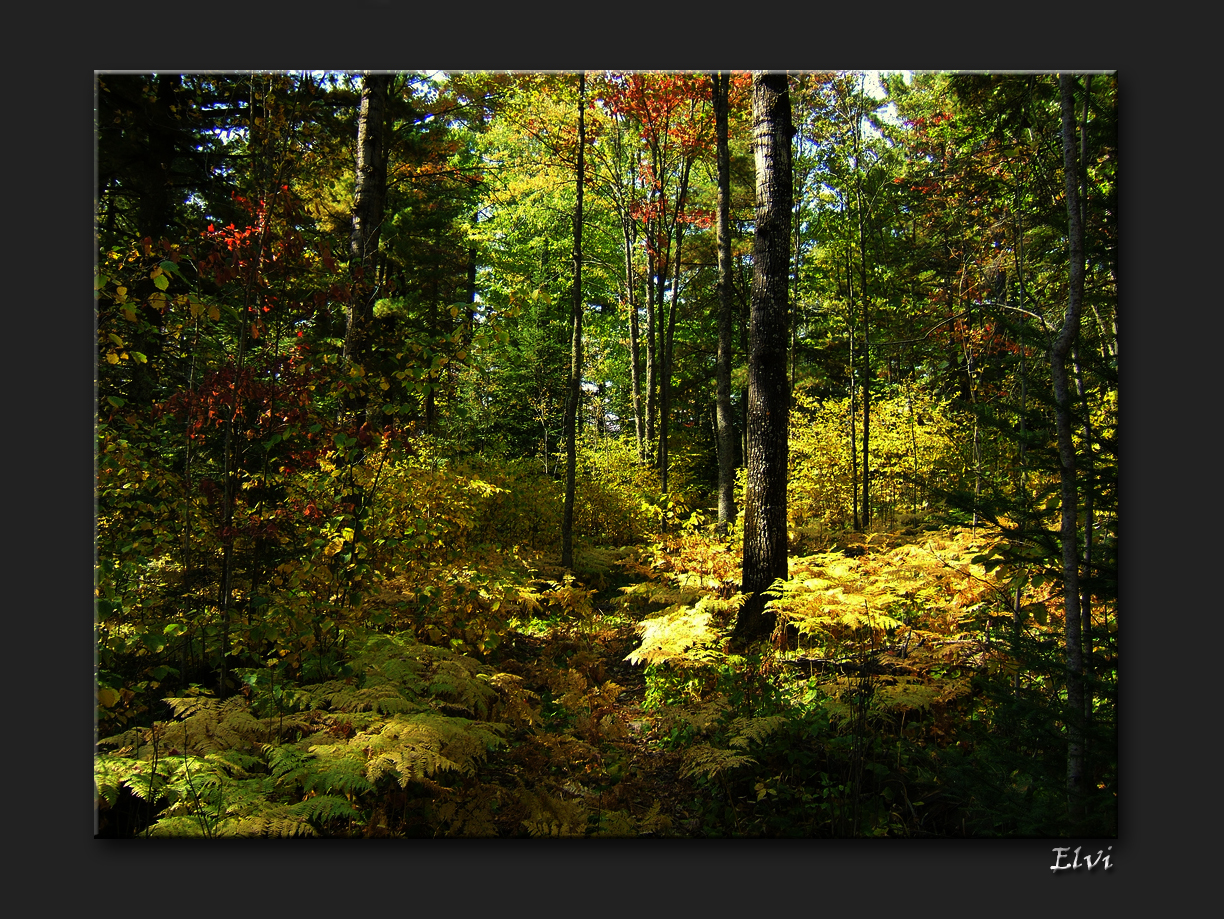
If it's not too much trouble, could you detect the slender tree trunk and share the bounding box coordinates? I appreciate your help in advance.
[659,157,692,496]
[1074,75,1095,766]
[844,240,860,530]
[734,72,792,647]
[1054,74,1087,828]
[712,73,737,535]
[645,244,657,452]
[561,73,585,569]
[345,73,390,367]
[623,211,646,461]
[1012,180,1029,696]
[852,97,872,529]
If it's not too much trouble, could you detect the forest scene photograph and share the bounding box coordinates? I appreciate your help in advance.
[94,69,1118,838]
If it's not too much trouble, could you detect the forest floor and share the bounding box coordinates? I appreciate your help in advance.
[99,520,1112,838]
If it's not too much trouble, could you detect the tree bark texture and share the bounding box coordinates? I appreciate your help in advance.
[735,73,792,646]
[345,73,390,365]
[1054,73,1086,826]
[712,73,738,535]
[561,73,586,569]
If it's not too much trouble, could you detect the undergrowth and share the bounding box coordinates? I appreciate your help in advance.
[96,513,1116,837]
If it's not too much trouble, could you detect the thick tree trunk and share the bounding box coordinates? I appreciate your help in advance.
[1054,74,1087,827]
[561,73,586,569]
[345,73,390,366]
[713,73,738,535]
[734,73,792,647]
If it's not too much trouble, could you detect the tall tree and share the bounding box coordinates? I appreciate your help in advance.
[1054,73,1087,827]
[712,72,737,535]
[345,73,391,367]
[734,72,792,647]
[561,73,586,569]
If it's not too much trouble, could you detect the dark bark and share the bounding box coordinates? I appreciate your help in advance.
[734,73,792,647]
[345,73,390,366]
[712,73,738,535]
[1054,74,1086,827]
[623,185,646,459]
[561,73,586,569]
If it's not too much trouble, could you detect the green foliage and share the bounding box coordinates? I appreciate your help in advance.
[94,70,1115,838]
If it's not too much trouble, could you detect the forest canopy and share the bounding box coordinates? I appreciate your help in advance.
[94,70,1117,838]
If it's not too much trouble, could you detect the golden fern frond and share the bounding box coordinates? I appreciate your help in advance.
[667,699,731,736]
[625,605,717,667]
[875,676,940,711]
[680,743,756,780]
[636,801,673,836]
[517,786,589,837]
[425,657,498,718]
[485,672,541,728]
[350,713,506,788]
[593,809,637,837]
[727,715,788,749]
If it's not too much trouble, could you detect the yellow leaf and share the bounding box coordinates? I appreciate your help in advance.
[98,687,121,708]
[208,305,220,321]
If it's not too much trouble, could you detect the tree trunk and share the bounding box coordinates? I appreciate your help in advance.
[852,90,872,530]
[345,73,390,366]
[561,73,586,569]
[712,73,738,535]
[659,156,692,496]
[734,73,792,647]
[1054,73,1086,828]
[623,209,646,461]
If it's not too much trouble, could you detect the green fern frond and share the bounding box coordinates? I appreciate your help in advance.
[217,814,317,837]
[289,794,363,826]
[265,745,314,786]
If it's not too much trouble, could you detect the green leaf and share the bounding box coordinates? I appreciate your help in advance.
[152,272,170,291]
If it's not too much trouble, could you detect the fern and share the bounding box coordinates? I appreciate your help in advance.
[680,743,757,781]
[289,794,363,826]
[517,785,589,837]
[727,715,788,749]
[625,605,719,667]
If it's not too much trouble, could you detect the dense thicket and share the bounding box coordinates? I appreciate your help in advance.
[95,71,1116,837]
